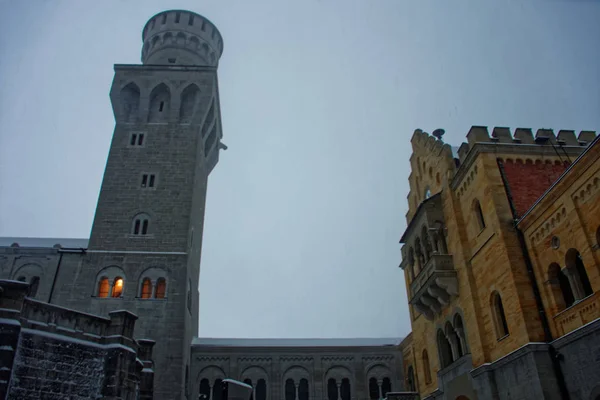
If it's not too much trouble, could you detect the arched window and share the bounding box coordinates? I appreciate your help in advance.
[406,366,416,392]
[369,377,379,399]
[120,82,140,122]
[340,378,351,400]
[111,277,124,298]
[548,263,575,310]
[491,291,509,339]
[132,213,150,235]
[98,277,110,298]
[437,329,453,368]
[140,278,152,299]
[256,379,267,400]
[473,199,486,231]
[382,377,391,397]
[180,84,200,123]
[199,379,211,400]
[243,379,253,400]
[213,378,223,400]
[148,83,171,123]
[187,278,192,312]
[285,378,295,400]
[565,249,593,300]
[155,278,167,299]
[453,314,468,355]
[299,378,309,400]
[29,276,40,298]
[422,225,433,260]
[327,378,337,400]
[407,247,416,281]
[422,349,432,384]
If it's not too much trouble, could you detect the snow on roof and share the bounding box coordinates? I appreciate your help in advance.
[0,237,88,249]
[192,337,403,348]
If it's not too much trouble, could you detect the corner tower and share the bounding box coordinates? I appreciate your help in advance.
[84,10,225,399]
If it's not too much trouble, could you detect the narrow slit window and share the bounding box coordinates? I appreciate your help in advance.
[175,12,181,23]
[159,102,164,112]
[130,134,137,146]
[188,15,194,25]
[161,14,166,24]
[138,134,144,146]
[141,174,148,187]
[201,20,206,31]
[142,220,149,235]
[134,220,141,235]
[149,174,155,187]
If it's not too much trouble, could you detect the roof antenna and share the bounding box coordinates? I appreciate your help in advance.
[432,128,445,141]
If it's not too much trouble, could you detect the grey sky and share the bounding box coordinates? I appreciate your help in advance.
[1,0,599,339]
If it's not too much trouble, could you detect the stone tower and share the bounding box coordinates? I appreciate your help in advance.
[85,9,225,399]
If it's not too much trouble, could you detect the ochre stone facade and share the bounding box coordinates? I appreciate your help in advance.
[399,127,600,400]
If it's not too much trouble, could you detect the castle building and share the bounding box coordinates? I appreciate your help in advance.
[398,127,600,400]
[0,10,410,400]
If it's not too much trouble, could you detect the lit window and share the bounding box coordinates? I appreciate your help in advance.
[98,278,110,298]
[155,278,166,299]
[141,278,152,299]
[112,277,124,298]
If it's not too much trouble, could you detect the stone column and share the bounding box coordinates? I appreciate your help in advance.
[295,382,299,400]
[209,382,214,400]
[564,267,584,300]
[377,379,383,399]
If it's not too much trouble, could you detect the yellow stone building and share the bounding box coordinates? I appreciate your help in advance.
[398,127,600,400]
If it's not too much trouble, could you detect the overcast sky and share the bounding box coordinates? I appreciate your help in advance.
[1,0,599,339]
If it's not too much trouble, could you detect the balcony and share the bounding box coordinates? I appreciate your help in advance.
[553,291,600,336]
[409,254,458,320]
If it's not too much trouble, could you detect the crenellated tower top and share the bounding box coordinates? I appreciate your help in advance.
[141,10,224,66]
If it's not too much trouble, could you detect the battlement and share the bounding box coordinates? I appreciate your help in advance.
[457,126,596,164]
[141,10,223,66]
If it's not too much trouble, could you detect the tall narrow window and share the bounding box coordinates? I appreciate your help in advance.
[340,378,351,400]
[549,263,575,310]
[422,349,432,384]
[407,367,415,392]
[175,12,181,23]
[213,378,223,400]
[112,277,124,298]
[140,278,152,299]
[159,101,164,112]
[243,379,253,400]
[149,174,155,187]
[155,278,166,299]
[134,220,141,234]
[188,14,194,25]
[474,199,486,231]
[327,378,337,400]
[161,13,166,24]
[491,291,509,338]
[130,133,137,146]
[368,377,378,399]
[142,220,149,235]
[382,377,391,397]
[28,276,40,298]
[200,379,211,400]
[298,379,309,400]
[98,278,109,298]
[138,133,144,145]
[132,213,151,236]
[575,253,593,297]
[285,379,295,400]
[256,379,266,400]
[141,174,148,187]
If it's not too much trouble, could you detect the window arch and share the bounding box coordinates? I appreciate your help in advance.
[95,266,126,299]
[120,82,140,122]
[437,329,453,368]
[473,199,486,231]
[548,263,575,310]
[406,366,416,392]
[422,349,432,384]
[148,83,171,123]
[256,379,267,400]
[285,379,295,400]
[298,378,309,400]
[565,249,593,299]
[29,276,40,298]
[98,277,110,298]
[180,84,200,123]
[155,278,167,299]
[111,277,124,297]
[382,377,391,397]
[131,213,151,235]
[140,278,152,299]
[368,377,378,399]
[491,291,509,339]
